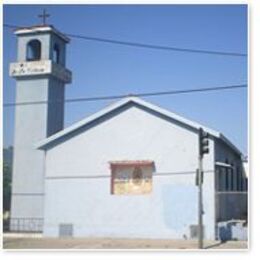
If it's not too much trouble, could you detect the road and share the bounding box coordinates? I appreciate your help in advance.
[3,234,248,250]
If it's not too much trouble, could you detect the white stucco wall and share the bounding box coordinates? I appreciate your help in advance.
[43,104,216,239]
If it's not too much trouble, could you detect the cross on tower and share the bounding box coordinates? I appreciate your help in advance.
[38,9,50,25]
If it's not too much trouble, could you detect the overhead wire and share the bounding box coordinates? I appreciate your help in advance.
[3,23,247,57]
[3,84,247,107]
[3,23,247,108]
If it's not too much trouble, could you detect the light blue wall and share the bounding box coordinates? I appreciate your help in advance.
[44,178,198,239]
[11,76,65,220]
[47,77,65,136]
[43,104,217,239]
[10,28,68,229]
[11,78,49,220]
[44,175,216,239]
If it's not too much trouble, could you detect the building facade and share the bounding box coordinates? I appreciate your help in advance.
[9,24,247,239]
[9,25,72,231]
[37,97,248,240]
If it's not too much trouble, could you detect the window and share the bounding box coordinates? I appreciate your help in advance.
[26,39,41,61]
[225,159,229,191]
[230,163,234,191]
[53,43,60,64]
[110,161,154,195]
[244,178,248,191]
[236,166,241,191]
[216,166,226,191]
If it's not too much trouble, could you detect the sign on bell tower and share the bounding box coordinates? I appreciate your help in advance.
[9,23,72,231]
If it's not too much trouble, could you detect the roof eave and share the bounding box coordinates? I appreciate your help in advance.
[219,133,243,157]
[35,96,241,157]
[35,97,133,150]
[15,25,70,43]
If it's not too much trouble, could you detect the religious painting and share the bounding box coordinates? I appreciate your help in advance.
[110,161,154,195]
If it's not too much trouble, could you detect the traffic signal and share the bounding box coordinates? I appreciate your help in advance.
[199,128,209,157]
[195,169,204,186]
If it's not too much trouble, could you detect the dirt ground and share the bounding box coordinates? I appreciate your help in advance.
[3,234,248,250]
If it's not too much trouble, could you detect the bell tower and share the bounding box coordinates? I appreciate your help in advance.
[9,23,72,231]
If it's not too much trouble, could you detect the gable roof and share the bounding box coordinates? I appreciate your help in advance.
[36,96,242,155]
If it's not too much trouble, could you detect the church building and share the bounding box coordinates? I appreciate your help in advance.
[9,23,247,240]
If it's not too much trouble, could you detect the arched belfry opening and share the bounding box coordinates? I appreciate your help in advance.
[53,43,60,64]
[26,39,41,61]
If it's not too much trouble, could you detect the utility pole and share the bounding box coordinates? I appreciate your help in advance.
[197,128,209,249]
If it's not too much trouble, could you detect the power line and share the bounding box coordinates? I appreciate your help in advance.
[3,84,247,107]
[3,23,247,57]
[67,33,247,57]
[3,23,17,29]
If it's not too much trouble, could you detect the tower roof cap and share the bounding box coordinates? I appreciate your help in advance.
[14,25,70,43]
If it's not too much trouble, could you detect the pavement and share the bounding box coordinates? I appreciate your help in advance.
[2,234,248,250]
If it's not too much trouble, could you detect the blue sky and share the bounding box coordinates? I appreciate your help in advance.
[3,4,248,154]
